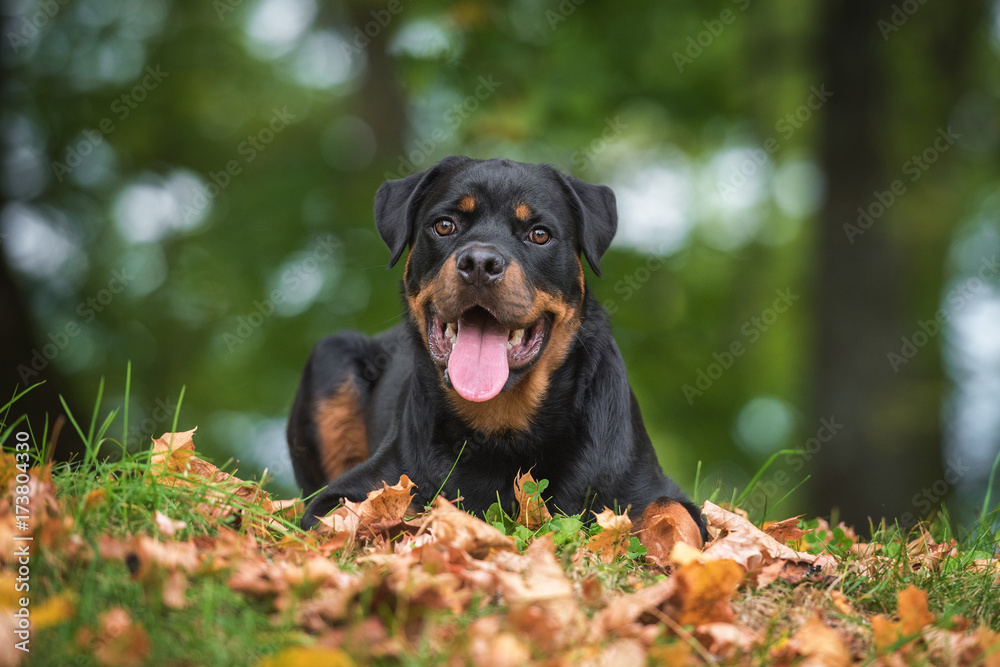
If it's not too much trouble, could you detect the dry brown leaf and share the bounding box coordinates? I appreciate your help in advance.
[668,558,744,627]
[830,590,853,616]
[762,516,806,544]
[77,608,151,667]
[315,476,417,544]
[586,508,632,563]
[702,501,832,573]
[496,535,586,651]
[426,497,515,558]
[871,614,901,653]
[790,613,850,667]
[755,559,814,587]
[358,475,417,526]
[592,578,675,637]
[468,617,531,667]
[977,628,1000,667]
[898,585,935,636]
[513,469,551,530]
[693,622,758,657]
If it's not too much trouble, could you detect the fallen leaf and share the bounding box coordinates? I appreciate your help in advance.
[667,558,744,626]
[762,516,805,544]
[790,613,850,667]
[830,590,853,616]
[468,617,531,667]
[514,469,551,530]
[496,535,585,651]
[77,608,151,667]
[702,501,832,573]
[259,645,355,667]
[898,585,935,636]
[426,497,515,558]
[32,593,75,630]
[693,622,758,657]
[586,508,632,563]
[592,578,675,637]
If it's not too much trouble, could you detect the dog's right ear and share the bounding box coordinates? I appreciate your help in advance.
[374,156,469,268]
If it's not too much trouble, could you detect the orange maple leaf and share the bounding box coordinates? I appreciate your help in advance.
[513,469,551,530]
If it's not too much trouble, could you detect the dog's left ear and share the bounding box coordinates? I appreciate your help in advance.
[374,155,469,268]
[551,170,618,276]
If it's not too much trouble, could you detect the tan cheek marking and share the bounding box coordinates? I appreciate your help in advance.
[407,256,457,347]
[514,203,532,222]
[315,382,369,481]
[458,196,476,212]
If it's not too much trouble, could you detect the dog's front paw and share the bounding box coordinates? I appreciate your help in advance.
[634,497,706,568]
[301,487,347,530]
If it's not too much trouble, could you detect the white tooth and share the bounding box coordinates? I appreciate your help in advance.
[509,329,524,347]
[445,322,457,345]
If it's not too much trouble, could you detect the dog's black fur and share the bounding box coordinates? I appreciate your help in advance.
[288,156,705,539]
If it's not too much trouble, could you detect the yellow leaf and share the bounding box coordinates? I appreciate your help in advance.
[33,594,75,630]
[259,646,355,667]
[586,508,632,563]
[898,585,935,636]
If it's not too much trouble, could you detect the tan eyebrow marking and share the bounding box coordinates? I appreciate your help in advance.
[458,196,476,212]
[514,203,532,222]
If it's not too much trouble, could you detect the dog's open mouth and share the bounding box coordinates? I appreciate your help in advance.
[428,306,548,402]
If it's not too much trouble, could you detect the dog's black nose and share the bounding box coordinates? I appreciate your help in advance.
[456,245,506,287]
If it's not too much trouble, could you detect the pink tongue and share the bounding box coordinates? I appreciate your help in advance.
[448,311,510,402]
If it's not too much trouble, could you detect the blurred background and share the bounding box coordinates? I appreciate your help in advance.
[2,0,998,530]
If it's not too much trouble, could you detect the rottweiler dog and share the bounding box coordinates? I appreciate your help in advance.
[288,155,706,543]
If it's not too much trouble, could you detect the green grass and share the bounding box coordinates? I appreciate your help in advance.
[3,379,999,665]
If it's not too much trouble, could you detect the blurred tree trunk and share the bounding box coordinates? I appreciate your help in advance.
[812,0,982,529]
[0,254,83,460]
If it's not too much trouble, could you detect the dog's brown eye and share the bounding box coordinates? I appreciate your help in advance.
[433,218,456,236]
[528,227,551,245]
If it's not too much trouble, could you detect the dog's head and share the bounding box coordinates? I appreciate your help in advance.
[374,156,617,430]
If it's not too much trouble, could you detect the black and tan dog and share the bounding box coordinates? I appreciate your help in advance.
[288,156,706,543]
